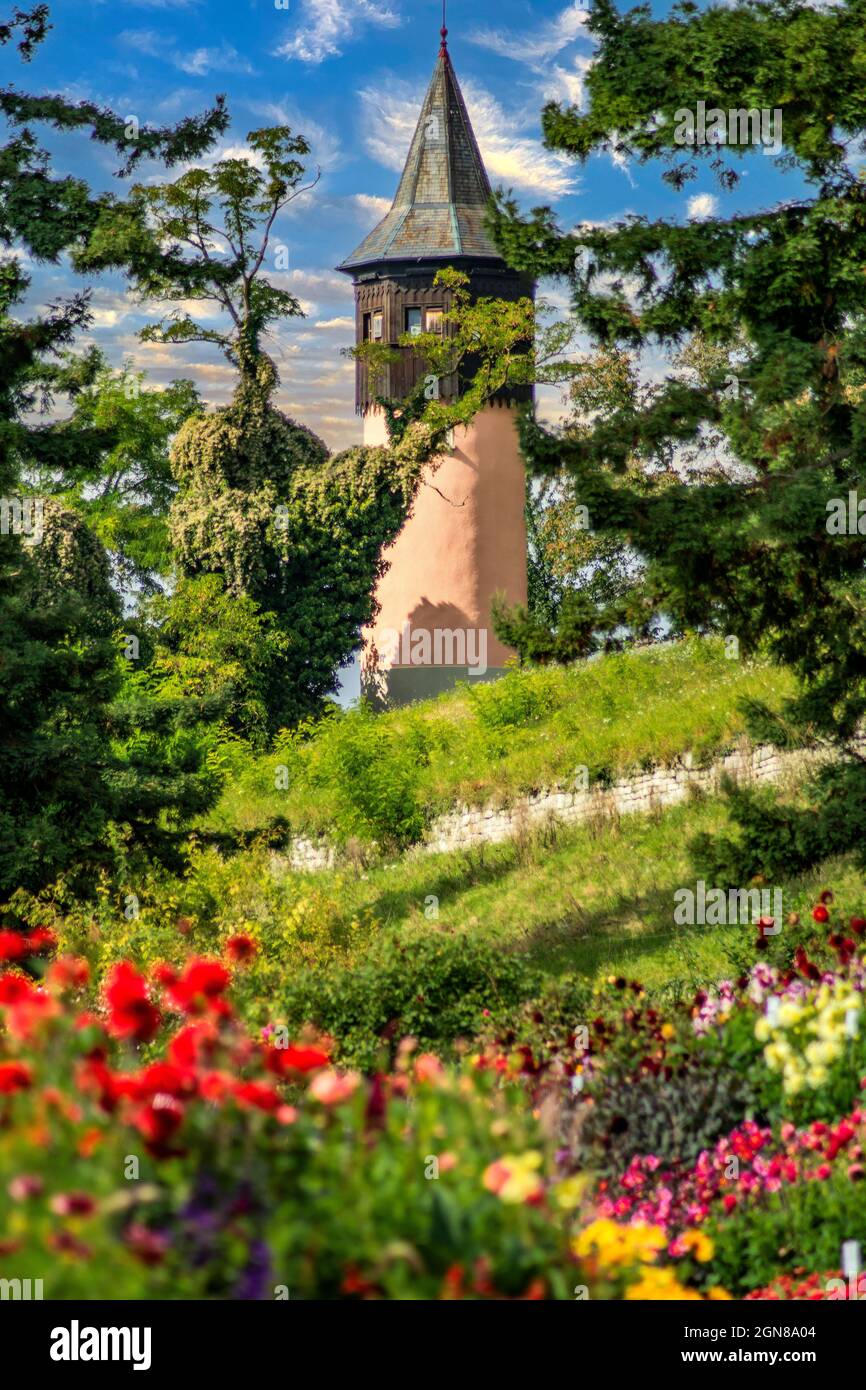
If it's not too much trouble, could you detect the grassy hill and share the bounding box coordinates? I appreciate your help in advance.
[64,636,828,1023]
[205,635,797,846]
[48,633,865,1066]
[68,768,864,1067]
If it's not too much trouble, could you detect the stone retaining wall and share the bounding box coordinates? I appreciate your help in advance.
[281,736,858,874]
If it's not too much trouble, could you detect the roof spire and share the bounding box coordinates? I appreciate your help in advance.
[440,0,448,56]
[337,10,504,271]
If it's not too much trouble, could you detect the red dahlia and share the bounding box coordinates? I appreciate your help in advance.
[0,931,29,963]
[0,1060,32,1093]
[165,957,230,1014]
[104,962,161,1043]
[226,934,257,963]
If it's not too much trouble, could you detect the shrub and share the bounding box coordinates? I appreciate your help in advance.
[576,1054,758,1179]
[145,575,294,747]
[690,762,866,885]
[34,850,378,1026]
[466,664,563,733]
[280,934,541,1070]
[281,702,430,848]
[708,1175,866,1298]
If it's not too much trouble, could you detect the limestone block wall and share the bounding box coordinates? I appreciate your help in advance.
[280,736,863,874]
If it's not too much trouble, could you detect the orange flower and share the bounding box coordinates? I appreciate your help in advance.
[415,1053,445,1083]
[308,1069,360,1106]
[77,1128,103,1158]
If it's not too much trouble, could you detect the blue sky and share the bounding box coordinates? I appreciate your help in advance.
[5,0,802,452]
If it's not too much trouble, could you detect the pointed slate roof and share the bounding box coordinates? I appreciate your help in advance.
[338,28,503,271]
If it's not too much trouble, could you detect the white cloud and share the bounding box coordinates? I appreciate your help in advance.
[462,78,578,196]
[602,131,636,186]
[177,361,238,382]
[687,193,719,220]
[314,316,355,330]
[217,144,266,169]
[85,287,142,329]
[357,84,417,172]
[469,3,593,114]
[177,43,254,77]
[118,28,162,56]
[469,2,590,63]
[153,86,204,116]
[245,100,345,175]
[119,30,255,76]
[283,268,354,305]
[351,193,391,221]
[275,0,400,65]
[358,77,577,198]
[541,54,594,107]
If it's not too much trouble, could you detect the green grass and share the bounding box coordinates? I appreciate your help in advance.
[161,634,865,1015]
[203,636,796,843]
[181,788,865,1001]
[267,794,856,987]
[180,634,828,1005]
[267,794,736,987]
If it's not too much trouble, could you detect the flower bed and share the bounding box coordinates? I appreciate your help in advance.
[0,937,583,1299]
[2,893,866,1299]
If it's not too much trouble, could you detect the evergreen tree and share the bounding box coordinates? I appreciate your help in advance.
[0,4,228,897]
[487,0,866,877]
[496,346,666,661]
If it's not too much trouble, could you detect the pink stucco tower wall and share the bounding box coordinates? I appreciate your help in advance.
[337,26,533,705]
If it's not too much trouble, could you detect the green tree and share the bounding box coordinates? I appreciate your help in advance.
[486,0,866,876]
[0,4,229,897]
[23,354,201,596]
[144,574,292,748]
[75,126,317,384]
[501,346,663,661]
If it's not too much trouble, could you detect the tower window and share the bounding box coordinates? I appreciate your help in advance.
[362,312,371,341]
[405,307,423,337]
[425,308,444,334]
[371,310,384,341]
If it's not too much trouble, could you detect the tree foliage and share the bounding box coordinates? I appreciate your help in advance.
[487,0,866,875]
[144,574,293,749]
[22,353,201,595]
[74,126,316,381]
[0,5,228,898]
[501,346,664,660]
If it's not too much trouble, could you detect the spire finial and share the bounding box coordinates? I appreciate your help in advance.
[440,0,448,55]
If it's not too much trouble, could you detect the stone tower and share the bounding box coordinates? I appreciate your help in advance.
[337,24,533,705]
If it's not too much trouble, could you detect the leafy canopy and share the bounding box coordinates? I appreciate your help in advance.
[75,127,318,379]
[486,0,866,876]
[0,4,229,899]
